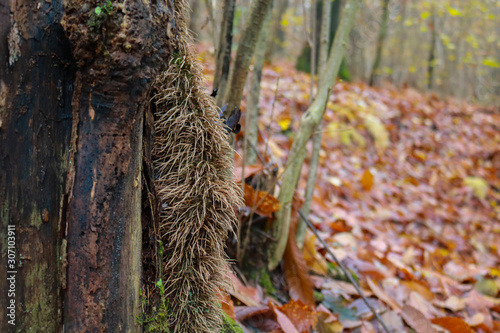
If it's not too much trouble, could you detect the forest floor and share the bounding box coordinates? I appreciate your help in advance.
[198,44,500,333]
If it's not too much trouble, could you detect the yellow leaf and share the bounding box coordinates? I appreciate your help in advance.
[409,65,416,73]
[490,268,500,278]
[281,18,289,26]
[279,118,291,130]
[421,11,431,20]
[361,169,374,191]
[474,278,498,297]
[363,114,389,151]
[464,177,488,200]
[446,6,462,17]
[302,231,328,275]
[483,57,500,68]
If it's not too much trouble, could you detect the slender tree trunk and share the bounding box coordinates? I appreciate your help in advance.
[265,0,288,61]
[214,0,236,106]
[369,0,391,86]
[297,0,332,248]
[189,0,201,33]
[427,8,437,90]
[1,0,173,331]
[269,0,360,270]
[222,0,273,116]
[204,0,219,49]
[245,7,272,165]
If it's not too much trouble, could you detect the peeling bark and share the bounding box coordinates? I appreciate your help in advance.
[0,1,74,332]
[1,0,174,331]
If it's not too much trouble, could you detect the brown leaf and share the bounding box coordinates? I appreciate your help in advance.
[284,194,315,306]
[431,317,475,333]
[229,272,260,306]
[278,299,318,333]
[401,305,437,333]
[235,305,272,322]
[219,292,236,320]
[242,182,281,216]
[366,278,402,312]
[401,281,435,302]
[269,302,300,333]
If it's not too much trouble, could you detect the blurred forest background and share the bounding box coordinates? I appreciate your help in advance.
[191,0,500,104]
[184,0,500,332]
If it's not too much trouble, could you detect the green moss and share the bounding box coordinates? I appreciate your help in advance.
[221,313,243,333]
[249,267,275,295]
[87,0,114,31]
[30,203,42,229]
[25,262,58,331]
[314,291,325,302]
[258,269,275,294]
[137,280,171,332]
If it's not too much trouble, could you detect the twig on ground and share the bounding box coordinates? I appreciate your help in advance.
[298,209,391,333]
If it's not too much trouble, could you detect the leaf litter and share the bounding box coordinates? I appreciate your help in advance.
[198,44,500,332]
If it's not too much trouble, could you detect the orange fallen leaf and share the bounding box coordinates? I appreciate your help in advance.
[269,302,300,333]
[284,193,315,306]
[219,291,236,319]
[431,317,474,333]
[401,281,434,302]
[278,300,318,333]
[242,183,281,216]
[361,169,374,191]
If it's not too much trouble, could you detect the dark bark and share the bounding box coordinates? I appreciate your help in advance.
[222,0,273,116]
[427,10,437,90]
[0,1,74,331]
[1,0,174,331]
[369,0,391,86]
[296,0,349,80]
[61,0,172,330]
[213,0,236,106]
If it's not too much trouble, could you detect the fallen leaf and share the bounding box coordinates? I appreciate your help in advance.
[278,300,318,333]
[431,317,474,333]
[401,304,437,333]
[401,281,434,302]
[242,183,281,216]
[229,272,260,306]
[219,292,236,319]
[284,194,315,305]
[269,302,300,333]
[366,278,402,312]
[302,230,328,275]
[361,169,374,191]
[437,295,466,312]
[381,310,405,332]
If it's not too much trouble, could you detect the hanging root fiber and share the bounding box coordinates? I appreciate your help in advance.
[151,1,242,332]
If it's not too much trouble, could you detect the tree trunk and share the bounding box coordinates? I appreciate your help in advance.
[296,0,349,80]
[245,7,272,165]
[213,0,236,106]
[1,0,173,331]
[269,0,360,270]
[369,0,391,86]
[427,8,437,90]
[265,0,288,61]
[297,0,332,248]
[0,2,73,331]
[222,0,273,116]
